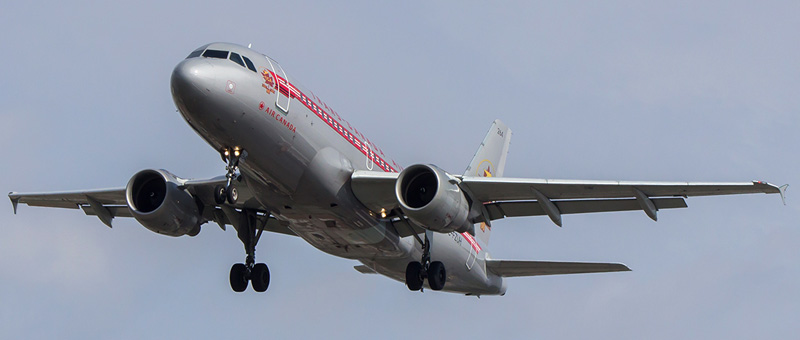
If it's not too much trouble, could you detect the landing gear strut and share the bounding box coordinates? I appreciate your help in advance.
[214,147,244,205]
[227,208,270,293]
[405,233,446,291]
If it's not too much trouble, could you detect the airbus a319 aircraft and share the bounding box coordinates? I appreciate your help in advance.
[10,43,787,296]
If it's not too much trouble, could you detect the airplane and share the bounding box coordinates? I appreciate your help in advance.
[9,42,787,296]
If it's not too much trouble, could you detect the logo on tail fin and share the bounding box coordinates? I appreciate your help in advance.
[476,160,494,177]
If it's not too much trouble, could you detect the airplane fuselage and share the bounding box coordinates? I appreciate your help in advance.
[171,42,505,295]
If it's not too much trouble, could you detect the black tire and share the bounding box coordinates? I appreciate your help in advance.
[226,185,238,204]
[405,261,423,291]
[229,263,248,292]
[427,261,446,291]
[214,185,226,205]
[251,263,270,292]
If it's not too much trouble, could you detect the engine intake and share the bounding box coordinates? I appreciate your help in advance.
[395,164,470,233]
[126,169,203,237]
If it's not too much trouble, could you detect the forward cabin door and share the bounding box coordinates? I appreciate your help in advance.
[266,57,290,113]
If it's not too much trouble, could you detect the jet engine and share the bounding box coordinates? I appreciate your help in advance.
[126,169,203,237]
[395,164,470,233]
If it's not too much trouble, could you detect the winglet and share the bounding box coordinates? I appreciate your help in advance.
[9,192,19,214]
[779,184,789,206]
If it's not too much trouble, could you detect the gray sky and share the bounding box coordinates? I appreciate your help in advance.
[2,1,798,339]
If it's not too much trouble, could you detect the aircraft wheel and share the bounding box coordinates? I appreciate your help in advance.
[214,185,227,205]
[427,261,446,291]
[251,263,270,292]
[405,261,423,291]
[230,263,248,292]
[226,185,238,204]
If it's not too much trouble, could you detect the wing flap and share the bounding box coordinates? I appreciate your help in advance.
[389,216,426,237]
[486,259,631,277]
[80,205,133,218]
[485,197,687,220]
[353,265,378,274]
[462,177,781,202]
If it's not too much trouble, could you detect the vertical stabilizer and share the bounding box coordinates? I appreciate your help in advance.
[464,120,512,246]
[464,119,512,178]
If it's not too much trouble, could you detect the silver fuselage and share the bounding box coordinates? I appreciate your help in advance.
[170,42,505,295]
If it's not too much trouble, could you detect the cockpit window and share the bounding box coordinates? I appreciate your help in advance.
[186,48,204,59]
[199,48,257,73]
[242,56,257,72]
[229,52,245,68]
[202,49,229,59]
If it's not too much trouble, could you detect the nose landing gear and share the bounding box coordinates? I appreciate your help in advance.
[405,233,446,291]
[223,207,271,293]
[214,147,245,205]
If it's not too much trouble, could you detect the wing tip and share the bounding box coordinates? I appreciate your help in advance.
[752,181,789,205]
[779,184,789,205]
[9,192,19,214]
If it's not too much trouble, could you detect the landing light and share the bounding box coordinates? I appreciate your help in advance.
[234,150,241,157]
[224,149,230,157]
[380,208,387,219]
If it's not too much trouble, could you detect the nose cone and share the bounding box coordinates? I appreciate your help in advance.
[170,58,216,101]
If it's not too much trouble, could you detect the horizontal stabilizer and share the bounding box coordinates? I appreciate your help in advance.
[486,259,630,277]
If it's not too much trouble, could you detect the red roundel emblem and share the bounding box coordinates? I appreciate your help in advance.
[259,101,265,110]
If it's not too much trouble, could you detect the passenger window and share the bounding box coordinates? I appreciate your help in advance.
[230,52,246,68]
[186,48,204,59]
[242,56,257,72]
[202,49,229,59]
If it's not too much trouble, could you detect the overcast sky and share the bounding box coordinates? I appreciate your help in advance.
[1,1,798,339]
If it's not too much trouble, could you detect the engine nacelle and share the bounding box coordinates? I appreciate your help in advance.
[126,169,203,237]
[395,164,470,233]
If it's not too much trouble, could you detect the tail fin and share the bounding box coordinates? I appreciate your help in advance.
[464,120,512,246]
[464,119,512,178]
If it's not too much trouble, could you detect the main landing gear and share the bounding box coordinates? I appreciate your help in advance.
[214,147,244,205]
[405,233,446,291]
[228,209,270,293]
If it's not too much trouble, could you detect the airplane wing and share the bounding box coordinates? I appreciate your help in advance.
[459,177,783,201]
[9,177,296,236]
[350,170,786,226]
[485,259,631,277]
